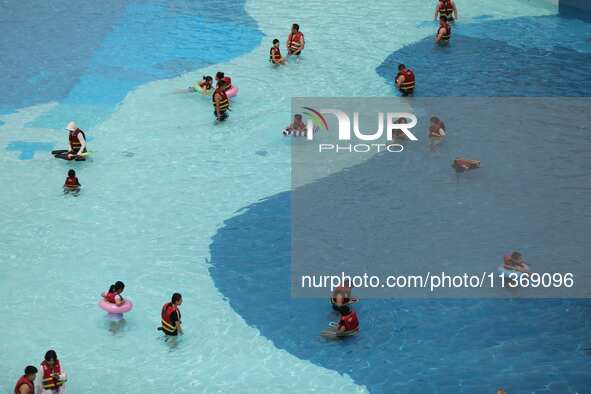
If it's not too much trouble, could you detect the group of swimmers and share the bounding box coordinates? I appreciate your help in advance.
[14,351,66,394]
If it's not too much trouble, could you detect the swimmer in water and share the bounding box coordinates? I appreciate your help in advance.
[52,121,87,161]
[37,350,67,394]
[283,114,307,136]
[395,64,416,96]
[270,39,286,65]
[435,16,452,44]
[330,278,357,310]
[215,72,233,92]
[503,252,530,274]
[435,0,457,22]
[102,281,125,306]
[429,116,446,150]
[159,292,183,336]
[190,75,213,93]
[14,366,37,394]
[63,169,81,191]
[335,293,360,335]
[287,24,305,57]
[452,157,480,172]
[213,80,230,122]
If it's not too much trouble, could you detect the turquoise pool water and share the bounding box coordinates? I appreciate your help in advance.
[1,0,590,393]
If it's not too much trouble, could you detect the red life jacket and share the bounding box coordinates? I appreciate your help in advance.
[161,303,180,334]
[397,69,416,93]
[14,375,34,394]
[41,360,63,390]
[64,176,80,188]
[439,0,454,18]
[222,76,232,90]
[288,31,304,52]
[270,47,282,63]
[340,309,359,332]
[104,291,117,304]
[212,88,230,112]
[68,129,86,152]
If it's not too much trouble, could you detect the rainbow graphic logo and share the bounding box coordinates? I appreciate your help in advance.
[302,107,328,132]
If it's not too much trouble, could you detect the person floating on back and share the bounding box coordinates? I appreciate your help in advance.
[52,121,87,161]
[270,39,286,65]
[213,80,230,122]
[159,293,183,336]
[63,169,81,192]
[395,64,416,96]
[102,281,126,306]
[435,0,457,22]
[452,157,480,172]
[38,350,67,394]
[436,16,452,44]
[14,366,37,394]
[287,23,305,57]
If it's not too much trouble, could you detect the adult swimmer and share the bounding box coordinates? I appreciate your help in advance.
[435,0,457,22]
[14,366,37,394]
[51,121,87,161]
[102,281,126,306]
[286,23,305,58]
[159,293,183,336]
[213,80,230,122]
[436,16,452,44]
[37,350,67,394]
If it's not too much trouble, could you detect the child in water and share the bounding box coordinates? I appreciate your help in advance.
[283,114,307,136]
[270,39,286,65]
[191,75,213,94]
[102,281,126,306]
[63,169,81,191]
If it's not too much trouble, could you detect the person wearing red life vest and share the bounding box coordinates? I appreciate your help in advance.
[213,81,230,122]
[36,350,67,394]
[270,39,286,65]
[286,23,304,56]
[63,169,81,191]
[159,293,183,336]
[333,293,359,335]
[215,72,233,92]
[51,121,87,161]
[436,16,452,44]
[395,64,416,96]
[102,281,126,306]
[435,0,457,21]
[14,366,37,394]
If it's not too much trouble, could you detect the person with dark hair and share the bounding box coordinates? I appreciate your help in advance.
[191,75,213,94]
[283,114,307,136]
[63,169,81,191]
[330,278,357,311]
[436,16,452,44]
[213,80,230,122]
[215,71,233,92]
[159,293,183,336]
[37,350,67,393]
[395,64,415,96]
[452,157,480,172]
[429,116,446,150]
[286,23,304,56]
[14,366,37,394]
[435,0,457,21]
[102,281,125,306]
[270,39,285,65]
[503,252,530,274]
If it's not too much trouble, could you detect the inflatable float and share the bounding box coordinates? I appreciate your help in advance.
[226,85,239,98]
[51,150,90,161]
[98,299,133,320]
[321,323,360,339]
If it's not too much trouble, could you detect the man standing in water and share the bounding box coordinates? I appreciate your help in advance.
[160,293,183,336]
[287,23,305,57]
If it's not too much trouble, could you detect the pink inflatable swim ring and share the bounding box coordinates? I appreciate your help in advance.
[98,299,133,314]
[226,85,239,98]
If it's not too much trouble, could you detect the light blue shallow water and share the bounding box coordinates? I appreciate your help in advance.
[1,0,590,392]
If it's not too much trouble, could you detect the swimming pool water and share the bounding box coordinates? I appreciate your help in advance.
[1,0,590,392]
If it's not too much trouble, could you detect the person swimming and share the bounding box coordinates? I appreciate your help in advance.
[287,23,305,57]
[283,114,307,136]
[102,281,125,306]
[63,169,81,191]
[429,116,446,150]
[452,157,480,172]
[503,252,530,274]
[436,16,452,44]
[270,39,286,65]
[52,121,87,161]
[191,75,213,93]
[395,64,416,96]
